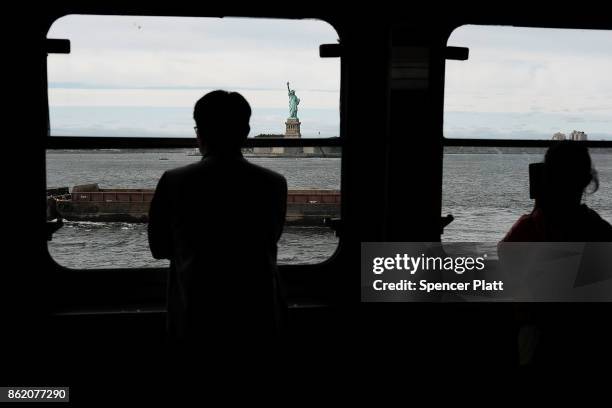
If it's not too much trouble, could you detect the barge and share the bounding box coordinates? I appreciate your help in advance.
[47,184,340,226]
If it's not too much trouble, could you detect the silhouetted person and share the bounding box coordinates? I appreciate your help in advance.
[503,141,612,242]
[148,90,288,343]
[501,141,612,366]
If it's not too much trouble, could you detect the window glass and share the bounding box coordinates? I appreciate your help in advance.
[47,148,341,268]
[445,25,612,141]
[442,25,612,245]
[47,15,339,138]
[46,15,341,268]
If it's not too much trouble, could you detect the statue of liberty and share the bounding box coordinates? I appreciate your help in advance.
[287,82,300,119]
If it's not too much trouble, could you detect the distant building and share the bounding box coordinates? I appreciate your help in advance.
[552,131,587,141]
[552,132,566,141]
[569,130,588,141]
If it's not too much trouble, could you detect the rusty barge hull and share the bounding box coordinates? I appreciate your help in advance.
[50,185,340,226]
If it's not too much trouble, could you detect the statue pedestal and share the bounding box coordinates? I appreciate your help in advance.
[285,118,301,138]
[284,118,302,155]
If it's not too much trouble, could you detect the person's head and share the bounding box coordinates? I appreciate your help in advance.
[193,90,251,155]
[542,141,599,208]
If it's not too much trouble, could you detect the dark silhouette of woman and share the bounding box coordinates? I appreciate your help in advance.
[502,141,612,366]
[503,141,612,242]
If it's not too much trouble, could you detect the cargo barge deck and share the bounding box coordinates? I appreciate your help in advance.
[47,184,340,226]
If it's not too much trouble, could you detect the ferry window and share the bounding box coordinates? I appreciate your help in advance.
[46,15,341,269]
[442,25,612,243]
[445,25,612,141]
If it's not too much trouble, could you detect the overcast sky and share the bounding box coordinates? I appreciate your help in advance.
[48,16,612,139]
[445,25,612,139]
[47,15,340,137]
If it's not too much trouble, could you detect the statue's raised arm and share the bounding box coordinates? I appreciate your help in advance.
[287,81,291,93]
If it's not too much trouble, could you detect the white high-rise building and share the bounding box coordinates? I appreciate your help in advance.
[552,132,566,140]
[569,130,588,141]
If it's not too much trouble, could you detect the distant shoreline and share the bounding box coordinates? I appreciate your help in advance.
[444,146,612,154]
[47,148,342,157]
[46,147,612,155]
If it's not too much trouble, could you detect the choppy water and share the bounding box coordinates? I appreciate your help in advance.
[47,151,341,269]
[441,150,612,242]
[46,149,612,269]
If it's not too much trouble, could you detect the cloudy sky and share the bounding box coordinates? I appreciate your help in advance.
[47,15,340,137]
[48,17,612,140]
[445,25,612,140]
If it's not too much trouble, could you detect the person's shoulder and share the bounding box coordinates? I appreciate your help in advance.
[244,160,287,186]
[502,211,541,242]
[162,161,204,181]
[582,205,612,238]
[582,205,610,224]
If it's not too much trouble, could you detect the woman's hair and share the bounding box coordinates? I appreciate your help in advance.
[544,141,599,199]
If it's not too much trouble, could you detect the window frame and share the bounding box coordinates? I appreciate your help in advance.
[44,13,346,276]
[438,23,612,246]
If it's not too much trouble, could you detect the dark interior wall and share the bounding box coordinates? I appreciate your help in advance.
[4,4,612,381]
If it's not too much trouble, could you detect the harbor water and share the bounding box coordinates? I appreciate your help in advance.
[46,149,612,269]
